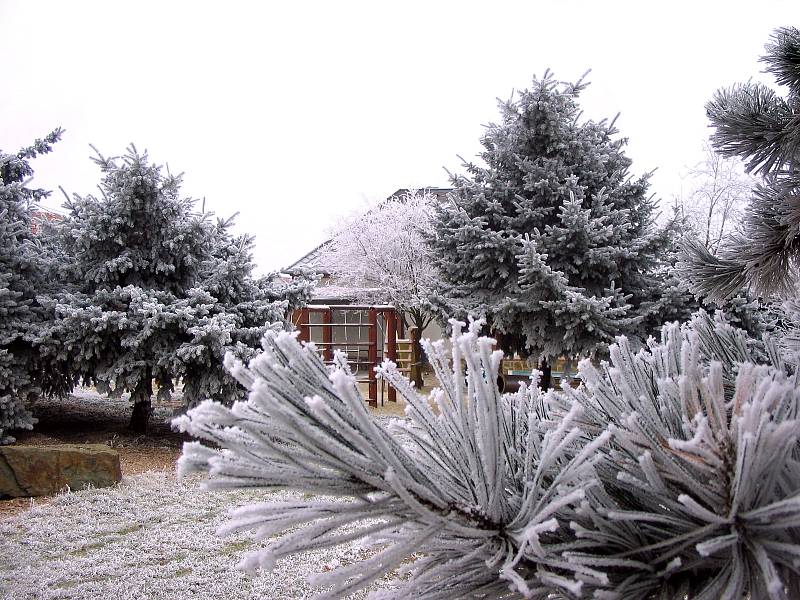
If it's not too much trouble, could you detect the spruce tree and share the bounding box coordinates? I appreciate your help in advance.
[430,71,684,376]
[50,146,312,431]
[0,130,62,444]
[178,217,315,407]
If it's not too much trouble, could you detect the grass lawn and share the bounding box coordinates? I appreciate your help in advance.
[0,390,411,599]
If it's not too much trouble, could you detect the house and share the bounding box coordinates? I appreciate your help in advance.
[29,207,65,235]
[285,188,451,395]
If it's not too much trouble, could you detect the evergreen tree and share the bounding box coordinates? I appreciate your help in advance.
[683,27,800,301]
[178,218,315,407]
[429,71,685,376]
[50,146,312,431]
[0,129,62,444]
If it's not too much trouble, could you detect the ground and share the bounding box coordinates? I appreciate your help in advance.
[0,388,416,599]
[1,386,412,518]
[1,471,402,599]
[0,391,183,518]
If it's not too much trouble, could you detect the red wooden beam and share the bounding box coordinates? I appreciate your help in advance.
[322,308,332,362]
[298,308,310,344]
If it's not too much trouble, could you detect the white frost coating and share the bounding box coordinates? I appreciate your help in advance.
[320,189,439,333]
[0,472,395,599]
[176,318,607,598]
[561,311,800,597]
[175,310,800,598]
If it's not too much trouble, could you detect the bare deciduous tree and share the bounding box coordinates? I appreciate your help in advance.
[323,189,439,333]
[675,142,754,252]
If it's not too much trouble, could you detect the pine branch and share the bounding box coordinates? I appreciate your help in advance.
[176,309,800,597]
[174,320,607,598]
[707,83,797,176]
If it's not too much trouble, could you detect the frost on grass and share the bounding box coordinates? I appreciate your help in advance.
[0,471,393,600]
[176,314,800,599]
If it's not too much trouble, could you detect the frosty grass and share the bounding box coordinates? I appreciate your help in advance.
[0,420,401,600]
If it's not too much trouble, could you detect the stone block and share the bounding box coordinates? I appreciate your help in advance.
[0,444,122,498]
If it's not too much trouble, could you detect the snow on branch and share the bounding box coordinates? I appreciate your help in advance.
[322,190,439,329]
[174,319,605,598]
[561,313,800,598]
[176,312,800,598]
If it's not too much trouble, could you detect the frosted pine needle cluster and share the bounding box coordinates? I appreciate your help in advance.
[561,311,800,598]
[175,320,608,598]
[176,315,800,598]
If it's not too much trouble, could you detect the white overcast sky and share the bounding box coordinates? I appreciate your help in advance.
[2,1,798,273]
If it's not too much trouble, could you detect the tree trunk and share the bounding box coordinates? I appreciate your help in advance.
[538,359,552,391]
[408,326,424,389]
[129,372,153,433]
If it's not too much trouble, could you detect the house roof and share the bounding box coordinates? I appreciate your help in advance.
[285,187,453,274]
[29,207,66,235]
[287,240,332,273]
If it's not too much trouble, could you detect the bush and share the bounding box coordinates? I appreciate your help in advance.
[175,313,800,598]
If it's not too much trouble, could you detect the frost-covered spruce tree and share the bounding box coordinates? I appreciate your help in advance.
[50,146,311,431]
[178,218,315,407]
[429,71,687,376]
[683,27,800,301]
[0,129,62,444]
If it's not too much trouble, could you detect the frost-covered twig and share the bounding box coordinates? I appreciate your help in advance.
[174,320,604,598]
[176,313,800,598]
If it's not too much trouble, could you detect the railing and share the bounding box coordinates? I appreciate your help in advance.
[292,305,400,407]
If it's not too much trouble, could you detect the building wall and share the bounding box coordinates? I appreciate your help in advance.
[29,209,64,235]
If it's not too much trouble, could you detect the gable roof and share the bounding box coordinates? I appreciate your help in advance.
[29,207,66,235]
[287,240,331,273]
[285,187,452,274]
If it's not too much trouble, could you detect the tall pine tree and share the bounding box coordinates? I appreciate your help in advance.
[49,146,312,431]
[0,130,62,444]
[430,72,684,373]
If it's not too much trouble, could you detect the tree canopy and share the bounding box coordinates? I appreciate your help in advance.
[429,71,685,360]
[323,189,439,332]
[48,146,313,431]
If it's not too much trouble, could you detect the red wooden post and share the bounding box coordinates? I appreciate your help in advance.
[322,308,332,362]
[292,309,302,337]
[298,308,310,344]
[386,309,397,402]
[368,308,378,406]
